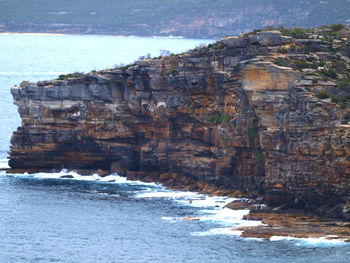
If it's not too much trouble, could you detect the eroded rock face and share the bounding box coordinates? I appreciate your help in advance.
[9,31,350,219]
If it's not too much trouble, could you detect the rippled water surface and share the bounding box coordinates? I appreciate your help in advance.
[0,34,349,263]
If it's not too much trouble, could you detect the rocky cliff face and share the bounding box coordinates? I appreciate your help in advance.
[9,29,350,219]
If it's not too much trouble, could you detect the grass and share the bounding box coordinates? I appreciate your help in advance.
[207,112,230,125]
[254,148,265,164]
[247,119,259,146]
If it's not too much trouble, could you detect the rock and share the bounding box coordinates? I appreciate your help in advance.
[183,217,201,221]
[96,169,109,176]
[240,210,350,242]
[226,201,250,210]
[222,36,248,48]
[327,202,350,221]
[20,80,30,87]
[60,175,74,179]
[256,31,282,46]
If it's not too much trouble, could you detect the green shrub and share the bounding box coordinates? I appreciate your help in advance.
[330,24,345,32]
[273,57,290,67]
[167,69,178,77]
[280,28,308,39]
[57,72,83,80]
[254,149,265,164]
[331,96,350,103]
[292,59,313,71]
[320,69,337,79]
[247,121,258,146]
[338,79,350,88]
[316,91,331,99]
[343,112,350,121]
[277,47,289,54]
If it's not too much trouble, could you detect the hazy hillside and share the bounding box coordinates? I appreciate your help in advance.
[1,0,350,38]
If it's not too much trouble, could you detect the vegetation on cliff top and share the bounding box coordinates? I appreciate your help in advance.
[269,25,350,112]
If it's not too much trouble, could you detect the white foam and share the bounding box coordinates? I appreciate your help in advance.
[0,159,9,169]
[135,190,198,199]
[176,195,236,208]
[191,228,242,237]
[7,169,159,187]
[135,187,262,229]
[270,236,348,246]
[136,188,237,209]
[198,207,262,227]
[161,216,182,223]
[5,169,348,245]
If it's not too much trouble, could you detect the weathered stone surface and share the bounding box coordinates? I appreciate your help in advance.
[256,31,283,46]
[9,31,350,220]
[240,210,350,241]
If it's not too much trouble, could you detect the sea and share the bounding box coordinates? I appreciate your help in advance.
[0,34,349,263]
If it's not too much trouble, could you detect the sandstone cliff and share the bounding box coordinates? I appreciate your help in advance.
[9,27,350,220]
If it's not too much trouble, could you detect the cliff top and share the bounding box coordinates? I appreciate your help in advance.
[43,25,350,122]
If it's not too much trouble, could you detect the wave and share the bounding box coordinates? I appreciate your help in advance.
[270,236,348,246]
[191,228,243,236]
[4,169,348,246]
[0,159,9,169]
[135,190,198,199]
[7,169,159,187]
[161,216,182,223]
[197,208,262,227]
[135,187,263,230]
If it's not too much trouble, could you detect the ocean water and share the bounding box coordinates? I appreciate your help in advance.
[0,34,349,263]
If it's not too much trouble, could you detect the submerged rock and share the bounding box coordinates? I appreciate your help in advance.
[60,175,74,179]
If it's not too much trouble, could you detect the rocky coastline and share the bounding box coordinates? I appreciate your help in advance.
[8,27,350,240]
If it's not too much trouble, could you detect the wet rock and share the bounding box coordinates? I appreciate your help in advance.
[239,210,350,242]
[183,217,201,221]
[60,175,74,179]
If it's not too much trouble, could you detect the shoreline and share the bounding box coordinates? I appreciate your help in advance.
[0,32,195,39]
[4,167,350,243]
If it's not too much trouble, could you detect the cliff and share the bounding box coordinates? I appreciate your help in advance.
[9,27,350,220]
[1,0,350,38]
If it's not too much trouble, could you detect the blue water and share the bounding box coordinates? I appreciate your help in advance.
[0,34,349,263]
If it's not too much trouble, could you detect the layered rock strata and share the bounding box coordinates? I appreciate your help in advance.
[9,31,350,219]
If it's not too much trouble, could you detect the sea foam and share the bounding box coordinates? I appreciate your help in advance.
[270,236,347,246]
[7,169,159,187]
[4,168,347,246]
